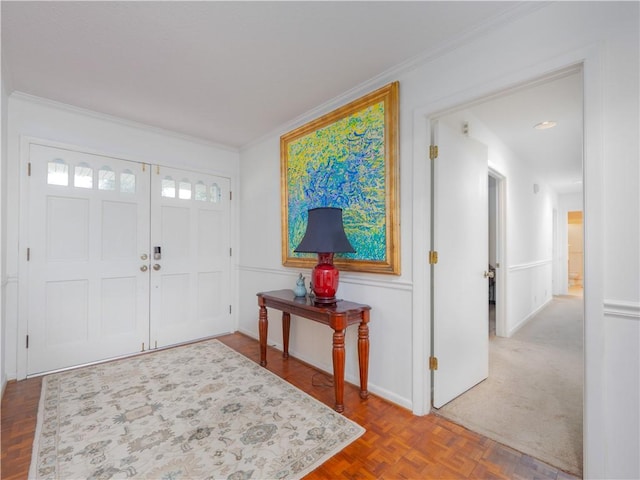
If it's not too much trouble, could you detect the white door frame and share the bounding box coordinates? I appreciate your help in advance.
[16,136,235,380]
[488,166,507,337]
[412,51,601,475]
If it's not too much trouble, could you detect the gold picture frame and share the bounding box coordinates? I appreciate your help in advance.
[280,81,400,274]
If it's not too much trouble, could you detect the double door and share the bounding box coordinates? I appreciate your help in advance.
[26,143,232,375]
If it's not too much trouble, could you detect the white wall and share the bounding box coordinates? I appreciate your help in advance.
[238,135,414,408]
[239,3,639,479]
[1,63,8,395]
[4,94,241,381]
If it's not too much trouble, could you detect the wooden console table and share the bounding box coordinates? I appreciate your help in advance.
[257,289,371,413]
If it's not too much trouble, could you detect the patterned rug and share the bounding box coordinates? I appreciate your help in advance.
[29,339,365,479]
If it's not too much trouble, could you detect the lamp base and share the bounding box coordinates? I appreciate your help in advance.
[311,253,339,304]
[313,295,337,305]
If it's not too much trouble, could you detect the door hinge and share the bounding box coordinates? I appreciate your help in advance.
[26,335,29,349]
[27,162,32,176]
[429,145,439,160]
[229,305,232,314]
[141,342,145,352]
[429,356,438,370]
[428,250,438,264]
[230,191,232,201]
[27,248,31,261]
[229,247,232,257]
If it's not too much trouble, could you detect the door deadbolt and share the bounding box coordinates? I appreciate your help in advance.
[141,253,148,260]
[140,265,148,272]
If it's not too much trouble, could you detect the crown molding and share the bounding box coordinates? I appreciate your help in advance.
[241,2,548,152]
[10,91,239,154]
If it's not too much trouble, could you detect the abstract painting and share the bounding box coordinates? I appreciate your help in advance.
[281,82,399,274]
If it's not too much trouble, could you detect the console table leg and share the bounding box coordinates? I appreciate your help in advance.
[259,305,268,367]
[358,316,370,399]
[282,312,290,359]
[332,328,346,413]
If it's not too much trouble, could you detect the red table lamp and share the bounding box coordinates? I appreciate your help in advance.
[294,207,355,304]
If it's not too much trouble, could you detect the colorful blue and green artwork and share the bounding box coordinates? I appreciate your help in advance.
[286,102,386,261]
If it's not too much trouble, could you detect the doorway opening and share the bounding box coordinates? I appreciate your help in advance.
[431,67,585,476]
[488,169,506,338]
[489,175,497,337]
[568,210,584,297]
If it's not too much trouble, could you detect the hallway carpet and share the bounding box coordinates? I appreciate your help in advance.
[435,295,583,476]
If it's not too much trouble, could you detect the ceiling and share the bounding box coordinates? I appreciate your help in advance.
[2,1,582,194]
[464,69,583,194]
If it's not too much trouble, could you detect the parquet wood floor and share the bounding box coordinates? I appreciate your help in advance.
[1,333,581,479]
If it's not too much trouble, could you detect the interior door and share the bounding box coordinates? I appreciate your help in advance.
[432,118,490,408]
[149,166,232,348]
[27,144,150,375]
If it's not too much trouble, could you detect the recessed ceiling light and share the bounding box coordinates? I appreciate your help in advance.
[534,120,557,130]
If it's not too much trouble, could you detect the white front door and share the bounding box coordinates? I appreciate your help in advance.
[27,144,150,375]
[432,118,490,408]
[26,145,233,375]
[149,166,232,348]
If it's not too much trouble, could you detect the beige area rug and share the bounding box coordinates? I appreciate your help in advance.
[435,295,583,476]
[29,339,364,479]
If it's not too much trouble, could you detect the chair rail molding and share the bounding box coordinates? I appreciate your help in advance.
[508,259,552,272]
[603,300,640,321]
[237,264,413,291]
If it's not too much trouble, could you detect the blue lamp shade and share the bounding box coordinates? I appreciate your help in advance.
[294,207,355,254]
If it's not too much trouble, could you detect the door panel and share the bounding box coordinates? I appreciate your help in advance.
[433,119,489,408]
[27,144,150,375]
[150,166,232,347]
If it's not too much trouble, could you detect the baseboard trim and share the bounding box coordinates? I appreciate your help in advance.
[507,297,553,337]
[236,327,412,411]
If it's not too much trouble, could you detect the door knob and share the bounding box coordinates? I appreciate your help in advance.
[153,264,161,271]
[140,265,148,272]
[484,270,495,279]
[140,253,148,260]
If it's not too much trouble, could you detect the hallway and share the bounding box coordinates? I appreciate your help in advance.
[435,295,584,476]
